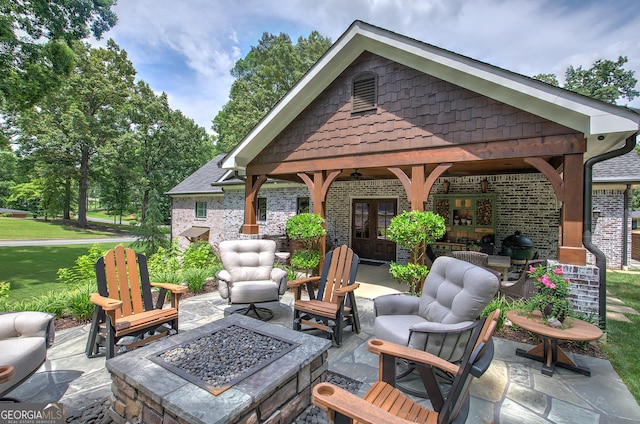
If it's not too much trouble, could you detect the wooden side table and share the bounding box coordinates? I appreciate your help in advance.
[506,310,603,377]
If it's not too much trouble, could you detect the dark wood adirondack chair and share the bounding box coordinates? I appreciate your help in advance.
[288,245,360,346]
[312,309,500,424]
[85,246,188,359]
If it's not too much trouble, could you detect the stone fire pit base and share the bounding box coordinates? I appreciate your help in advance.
[106,314,331,424]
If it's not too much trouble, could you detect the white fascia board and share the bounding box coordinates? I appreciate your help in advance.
[221,26,366,171]
[221,21,640,171]
[360,27,639,137]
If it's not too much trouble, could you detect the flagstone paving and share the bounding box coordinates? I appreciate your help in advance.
[6,267,640,423]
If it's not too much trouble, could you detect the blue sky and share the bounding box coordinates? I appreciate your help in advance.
[94,0,640,134]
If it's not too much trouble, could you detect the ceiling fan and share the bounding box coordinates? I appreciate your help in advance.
[349,169,374,180]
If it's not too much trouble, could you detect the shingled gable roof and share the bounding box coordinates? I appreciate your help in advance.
[165,153,230,196]
[221,20,639,172]
[593,150,640,187]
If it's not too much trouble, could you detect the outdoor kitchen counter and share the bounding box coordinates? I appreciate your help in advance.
[106,313,331,424]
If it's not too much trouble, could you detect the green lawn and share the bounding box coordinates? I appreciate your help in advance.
[0,217,124,240]
[0,243,132,302]
[603,270,640,403]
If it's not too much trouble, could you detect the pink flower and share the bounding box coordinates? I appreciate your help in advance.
[529,265,536,272]
[553,268,563,275]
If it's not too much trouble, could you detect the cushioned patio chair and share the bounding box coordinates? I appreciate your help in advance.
[312,309,501,424]
[289,245,360,346]
[0,312,55,401]
[373,256,499,394]
[216,239,288,321]
[86,246,188,359]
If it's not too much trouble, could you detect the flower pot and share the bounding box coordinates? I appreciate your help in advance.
[542,302,567,323]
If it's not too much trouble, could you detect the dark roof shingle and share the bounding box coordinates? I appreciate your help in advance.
[165,154,228,195]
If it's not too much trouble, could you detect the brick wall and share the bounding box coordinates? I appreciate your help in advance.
[171,195,225,251]
[633,232,640,260]
[549,260,600,317]
[171,176,629,270]
[592,189,630,268]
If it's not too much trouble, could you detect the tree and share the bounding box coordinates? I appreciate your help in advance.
[126,81,215,221]
[212,31,332,152]
[133,188,169,257]
[15,40,136,227]
[533,56,639,104]
[0,0,117,110]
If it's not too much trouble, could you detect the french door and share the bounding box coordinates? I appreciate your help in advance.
[352,199,397,261]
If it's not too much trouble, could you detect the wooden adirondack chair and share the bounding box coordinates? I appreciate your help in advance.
[312,309,500,424]
[85,246,188,359]
[288,245,360,346]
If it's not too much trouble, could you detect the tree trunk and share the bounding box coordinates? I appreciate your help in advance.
[141,188,149,222]
[77,149,90,228]
[63,177,72,220]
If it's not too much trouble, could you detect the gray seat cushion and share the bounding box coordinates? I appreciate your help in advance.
[373,256,499,362]
[0,338,46,395]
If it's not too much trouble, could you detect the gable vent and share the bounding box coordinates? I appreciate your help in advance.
[352,73,377,113]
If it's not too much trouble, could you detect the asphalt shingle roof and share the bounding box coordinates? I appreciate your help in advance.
[165,154,228,196]
[593,150,640,183]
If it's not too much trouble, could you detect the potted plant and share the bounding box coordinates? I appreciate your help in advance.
[387,210,446,294]
[285,213,326,277]
[526,263,572,327]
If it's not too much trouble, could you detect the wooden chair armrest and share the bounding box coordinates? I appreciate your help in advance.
[334,283,360,295]
[313,382,406,424]
[90,293,123,311]
[367,339,460,375]
[151,282,188,294]
[0,365,15,385]
[287,276,320,288]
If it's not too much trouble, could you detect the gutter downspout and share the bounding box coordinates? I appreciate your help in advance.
[623,184,632,270]
[583,133,638,328]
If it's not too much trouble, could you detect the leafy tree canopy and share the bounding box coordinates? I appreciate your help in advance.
[212,31,331,153]
[533,56,639,104]
[0,0,117,110]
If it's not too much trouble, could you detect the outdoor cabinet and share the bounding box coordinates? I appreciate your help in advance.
[431,193,497,256]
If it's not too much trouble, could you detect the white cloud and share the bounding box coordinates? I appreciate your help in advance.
[95,0,640,132]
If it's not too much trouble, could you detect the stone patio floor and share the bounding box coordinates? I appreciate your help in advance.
[6,264,640,423]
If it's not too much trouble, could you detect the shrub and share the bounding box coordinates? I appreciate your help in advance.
[147,239,181,276]
[182,242,214,269]
[57,243,106,287]
[181,267,214,293]
[64,287,95,320]
[0,281,10,299]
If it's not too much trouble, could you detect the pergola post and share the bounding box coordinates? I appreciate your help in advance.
[241,174,267,235]
[558,153,586,265]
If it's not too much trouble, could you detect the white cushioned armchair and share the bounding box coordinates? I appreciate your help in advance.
[374,256,499,365]
[0,312,55,400]
[216,239,288,320]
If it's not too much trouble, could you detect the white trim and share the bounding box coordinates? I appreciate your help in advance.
[222,21,639,171]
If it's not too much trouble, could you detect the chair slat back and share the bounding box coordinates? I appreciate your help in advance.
[103,246,146,317]
[440,309,500,424]
[321,245,355,304]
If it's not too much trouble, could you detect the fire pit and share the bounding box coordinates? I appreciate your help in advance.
[149,324,298,395]
[106,314,331,424]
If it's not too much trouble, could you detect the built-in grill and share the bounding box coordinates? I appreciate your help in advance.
[501,231,535,260]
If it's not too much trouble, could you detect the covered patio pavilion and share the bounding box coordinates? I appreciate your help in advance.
[221,21,640,325]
